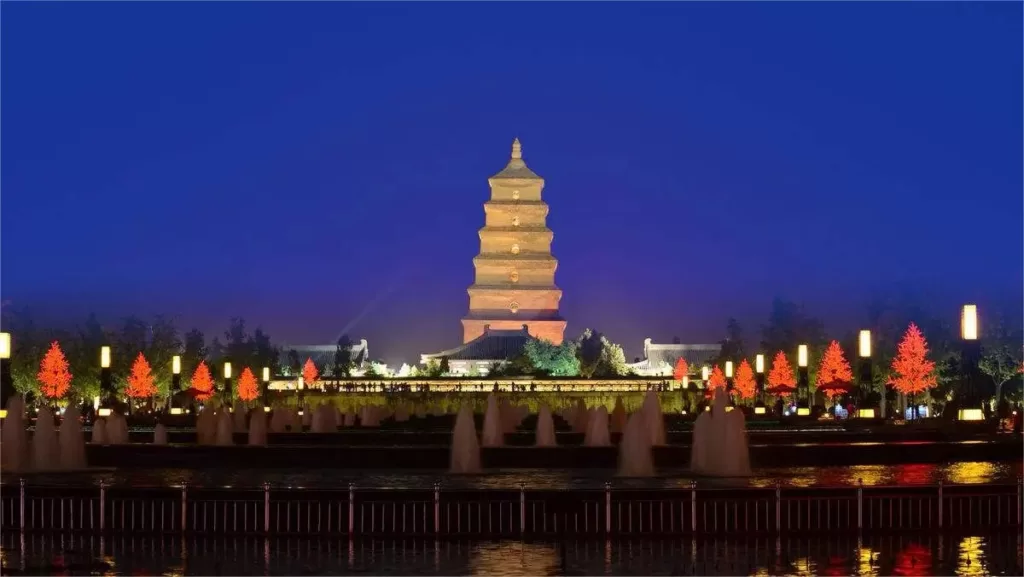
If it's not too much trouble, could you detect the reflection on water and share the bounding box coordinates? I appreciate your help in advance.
[16,461,1022,491]
[1,533,1020,576]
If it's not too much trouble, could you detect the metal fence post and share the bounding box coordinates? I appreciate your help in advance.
[19,479,25,531]
[263,483,270,534]
[775,482,781,533]
[348,483,354,536]
[604,482,611,534]
[434,482,441,534]
[180,483,187,533]
[99,481,106,531]
[856,478,863,530]
[937,481,943,529]
[690,481,697,533]
[1017,477,1021,526]
[519,483,526,535]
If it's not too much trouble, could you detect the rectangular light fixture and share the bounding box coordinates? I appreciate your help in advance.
[961,304,978,341]
[753,406,766,415]
[859,330,871,358]
[298,376,304,389]
[725,361,734,378]
[797,345,808,368]
[701,366,710,381]
[98,408,112,417]
[223,362,232,379]
[93,396,100,410]
[262,367,270,382]
[264,406,271,412]
[957,408,984,421]
[796,407,810,416]
[0,332,10,359]
[755,354,764,374]
[101,346,111,369]
[170,407,183,415]
[857,408,876,419]
[681,376,689,389]
[172,355,181,375]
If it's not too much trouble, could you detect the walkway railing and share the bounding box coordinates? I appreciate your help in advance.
[2,479,1020,537]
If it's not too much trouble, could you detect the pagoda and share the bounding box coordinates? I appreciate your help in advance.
[461,138,566,344]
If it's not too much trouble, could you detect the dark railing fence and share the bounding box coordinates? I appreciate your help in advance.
[2,479,1021,537]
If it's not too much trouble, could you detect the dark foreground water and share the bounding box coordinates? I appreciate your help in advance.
[1,532,1021,575]
[16,460,1023,490]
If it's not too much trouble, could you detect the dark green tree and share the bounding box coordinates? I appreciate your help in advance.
[439,356,451,375]
[181,329,207,378]
[574,329,628,378]
[523,338,580,376]
[334,334,354,378]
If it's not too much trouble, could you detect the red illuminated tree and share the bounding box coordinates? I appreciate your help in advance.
[815,340,854,397]
[890,323,936,417]
[236,367,259,402]
[191,360,215,402]
[302,358,319,386]
[768,351,796,394]
[37,341,72,400]
[734,359,756,399]
[707,364,727,392]
[673,357,688,382]
[125,352,157,399]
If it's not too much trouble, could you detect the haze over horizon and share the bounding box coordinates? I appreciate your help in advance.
[2,2,1021,364]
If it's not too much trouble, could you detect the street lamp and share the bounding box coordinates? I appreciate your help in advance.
[297,375,305,415]
[856,330,876,418]
[958,304,984,421]
[0,332,11,418]
[724,361,735,401]
[169,355,183,415]
[98,346,113,417]
[754,353,766,415]
[262,366,271,412]
[701,366,710,388]
[223,362,233,408]
[796,345,810,416]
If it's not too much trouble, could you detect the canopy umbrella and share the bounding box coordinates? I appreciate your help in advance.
[766,383,797,397]
[816,379,854,398]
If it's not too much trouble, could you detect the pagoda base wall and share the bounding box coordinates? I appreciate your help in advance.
[462,319,567,345]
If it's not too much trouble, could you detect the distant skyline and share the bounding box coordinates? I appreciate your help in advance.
[2,3,1021,364]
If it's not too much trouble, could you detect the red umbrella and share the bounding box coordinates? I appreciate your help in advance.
[766,383,797,397]
[816,379,853,398]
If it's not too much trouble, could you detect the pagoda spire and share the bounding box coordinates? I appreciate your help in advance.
[511,137,522,160]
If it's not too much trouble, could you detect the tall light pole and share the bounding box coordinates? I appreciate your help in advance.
[297,375,305,414]
[796,345,810,416]
[262,367,271,412]
[0,332,12,418]
[724,361,735,403]
[958,304,984,421]
[170,355,183,415]
[857,330,875,418]
[754,353,766,415]
[223,362,233,409]
[98,345,113,417]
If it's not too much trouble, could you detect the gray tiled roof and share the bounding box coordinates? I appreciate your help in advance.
[643,342,721,370]
[423,326,531,361]
[278,339,369,370]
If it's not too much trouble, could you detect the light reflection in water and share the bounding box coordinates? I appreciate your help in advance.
[946,462,997,485]
[857,544,879,577]
[957,536,987,576]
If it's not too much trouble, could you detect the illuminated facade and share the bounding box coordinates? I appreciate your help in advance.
[627,338,721,376]
[461,139,566,344]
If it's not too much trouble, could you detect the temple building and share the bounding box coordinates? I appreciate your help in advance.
[278,339,370,376]
[626,338,721,377]
[462,138,566,344]
[423,139,565,370]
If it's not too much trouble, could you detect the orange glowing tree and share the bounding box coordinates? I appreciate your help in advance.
[236,367,259,402]
[815,340,854,398]
[302,358,319,386]
[673,357,689,382]
[191,360,215,402]
[734,359,756,400]
[37,341,72,401]
[125,352,157,399]
[890,323,936,418]
[707,365,727,393]
[768,351,796,396]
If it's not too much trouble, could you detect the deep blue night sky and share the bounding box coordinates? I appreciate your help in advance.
[2,2,1021,365]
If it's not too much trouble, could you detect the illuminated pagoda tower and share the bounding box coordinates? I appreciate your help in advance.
[422,139,565,375]
[462,138,566,344]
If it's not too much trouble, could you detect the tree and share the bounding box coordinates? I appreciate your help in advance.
[734,359,756,399]
[761,298,826,384]
[236,367,259,402]
[125,352,157,399]
[890,323,936,418]
[302,357,319,386]
[524,339,580,376]
[190,360,215,401]
[768,351,796,390]
[438,356,451,376]
[182,329,207,377]
[334,335,353,378]
[37,341,72,401]
[816,340,853,397]
[575,329,628,377]
[250,327,278,379]
[979,323,1024,409]
[715,318,746,366]
[673,357,689,382]
[148,316,181,399]
[707,365,727,393]
[287,349,300,377]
